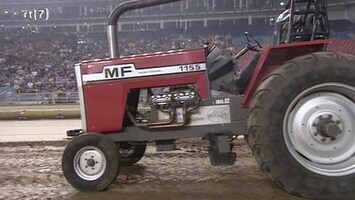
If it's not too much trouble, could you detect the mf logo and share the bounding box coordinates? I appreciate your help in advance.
[104,65,133,78]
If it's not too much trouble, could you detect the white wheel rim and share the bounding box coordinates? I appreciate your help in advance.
[284,83,355,176]
[74,146,107,181]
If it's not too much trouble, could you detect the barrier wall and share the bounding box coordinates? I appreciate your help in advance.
[0,92,79,106]
[0,105,80,120]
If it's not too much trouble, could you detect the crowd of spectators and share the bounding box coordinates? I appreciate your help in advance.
[0,29,353,94]
[2,0,350,22]
[0,32,236,93]
[0,0,285,22]
[0,33,110,93]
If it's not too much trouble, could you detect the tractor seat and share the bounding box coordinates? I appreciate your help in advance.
[206,46,236,94]
[234,53,261,95]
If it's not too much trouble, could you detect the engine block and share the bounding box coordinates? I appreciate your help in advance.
[150,88,200,109]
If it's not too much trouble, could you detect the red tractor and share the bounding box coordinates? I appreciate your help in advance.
[62,0,355,199]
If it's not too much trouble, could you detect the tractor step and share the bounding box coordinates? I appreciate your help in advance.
[208,134,236,166]
[67,129,84,137]
[156,140,176,151]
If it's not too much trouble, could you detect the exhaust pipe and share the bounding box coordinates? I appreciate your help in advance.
[107,0,182,58]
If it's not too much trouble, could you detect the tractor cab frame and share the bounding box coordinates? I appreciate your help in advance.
[277,0,329,43]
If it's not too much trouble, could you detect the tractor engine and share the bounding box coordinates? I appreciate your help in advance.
[150,87,200,109]
[128,86,201,129]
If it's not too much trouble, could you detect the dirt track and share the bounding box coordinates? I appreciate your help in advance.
[0,120,80,142]
[0,138,304,200]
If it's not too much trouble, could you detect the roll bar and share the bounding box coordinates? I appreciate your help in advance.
[107,0,182,58]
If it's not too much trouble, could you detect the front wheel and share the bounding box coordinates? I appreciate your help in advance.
[247,52,355,199]
[117,142,147,166]
[62,134,120,192]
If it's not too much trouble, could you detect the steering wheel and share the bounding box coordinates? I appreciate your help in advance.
[245,32,263,49]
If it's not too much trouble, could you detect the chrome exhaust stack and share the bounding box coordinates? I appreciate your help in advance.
[107,0,182,58]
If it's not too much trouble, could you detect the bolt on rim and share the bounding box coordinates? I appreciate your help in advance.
[283,83,355,176]
[73,146,107,181]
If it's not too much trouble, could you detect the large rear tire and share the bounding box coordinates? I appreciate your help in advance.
[247,52,355,199]
[62,134,120,192]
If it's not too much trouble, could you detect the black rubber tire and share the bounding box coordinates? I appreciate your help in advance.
[62,134,120,192]
[117,142,147,166]
[246,52,355,199]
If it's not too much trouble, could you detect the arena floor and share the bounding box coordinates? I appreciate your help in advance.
[0,119,80,142]
[0,120,304,200]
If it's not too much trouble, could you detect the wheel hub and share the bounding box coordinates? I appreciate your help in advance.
[74,146,107,181]
[311,113,343,142]
[325,123,341,138]
[87,158,96,167]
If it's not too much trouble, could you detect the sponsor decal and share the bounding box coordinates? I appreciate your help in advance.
[213,98,231,105]
[207,108,229,122]
[104,65,133,79]
[158,105,230,126]
[82,63,206,83]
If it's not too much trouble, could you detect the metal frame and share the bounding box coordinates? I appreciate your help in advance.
[107,95,248,142]
[279,0,329,44]
[75,64,88,132]
[107,121,247,142]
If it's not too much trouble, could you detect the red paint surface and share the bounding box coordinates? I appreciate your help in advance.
[81,48,206,74]
[81,49,209,133]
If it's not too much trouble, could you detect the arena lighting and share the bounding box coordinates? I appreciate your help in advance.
[14,12,17,15]
[0,25,4,27]
[280,2,285,6]
[4,11,9,14]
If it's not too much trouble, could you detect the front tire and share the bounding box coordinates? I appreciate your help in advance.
[62,134,120,192]
[247,52,355,199]
[117,142,147,166]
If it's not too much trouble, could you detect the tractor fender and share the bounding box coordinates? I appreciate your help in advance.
[241,40,331,107]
